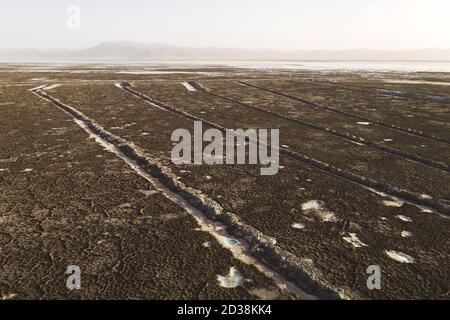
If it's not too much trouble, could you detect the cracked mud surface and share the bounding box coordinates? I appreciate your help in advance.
[0,65,449,299]
[0,85,289,300]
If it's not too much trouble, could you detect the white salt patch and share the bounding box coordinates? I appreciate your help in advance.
[396,215,413,222]
[419,207,433,213]
[292,223,305,230]
[181,81,197,92]
[202,241,212,248]
[321,213,338,222]
[377,89,403,94]
[138,189,159,197]
[343,233,368,248]
[420,194,432,200]
[0,158,18,163]
[301,200,337,222]
[29,84,47,91]
[217,267,244,288]
[357,122,370,126]
[21,168,33,173]
[117,71,195,75]
[41,90,315,300]
[383,139,393,142]
[141,132,150,136]
[301,200,323,211]
[111,123,136,130]
[205,175,213,180]
[214,225,226,231]
[382,199,404,207]
[0,169,9,172]
[0,102,15,106]
[1,293,17,300]
[364,186,388,197]
[43,84,61,90]
[401,231,413,238]
[385,250,415,263]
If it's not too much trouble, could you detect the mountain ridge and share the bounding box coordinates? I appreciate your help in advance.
[1,41,450,61]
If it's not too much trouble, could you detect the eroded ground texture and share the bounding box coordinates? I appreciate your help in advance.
[0,64,449,300]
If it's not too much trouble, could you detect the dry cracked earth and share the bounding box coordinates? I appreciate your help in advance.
[0,64,449,300]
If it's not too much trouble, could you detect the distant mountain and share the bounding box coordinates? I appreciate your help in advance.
[1,41,450,61]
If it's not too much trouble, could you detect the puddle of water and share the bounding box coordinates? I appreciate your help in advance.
[221,236,241,248]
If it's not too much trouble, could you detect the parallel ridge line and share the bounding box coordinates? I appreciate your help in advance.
[31,85,337,300]
[237,81,450,145]
[120,82,450,216]
[295,79,450,103]
[188,81,450,174]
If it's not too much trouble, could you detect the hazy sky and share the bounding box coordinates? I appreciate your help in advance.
[1,0,449,50]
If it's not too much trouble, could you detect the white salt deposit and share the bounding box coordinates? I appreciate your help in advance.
[382,199,404,207]
[396,215,413,222]
[292,223,305,230]
[385,250,415,263]
[181,81,197,92]
[343,233,368,248]
[301,200,323,211]
[401,231,413,238]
